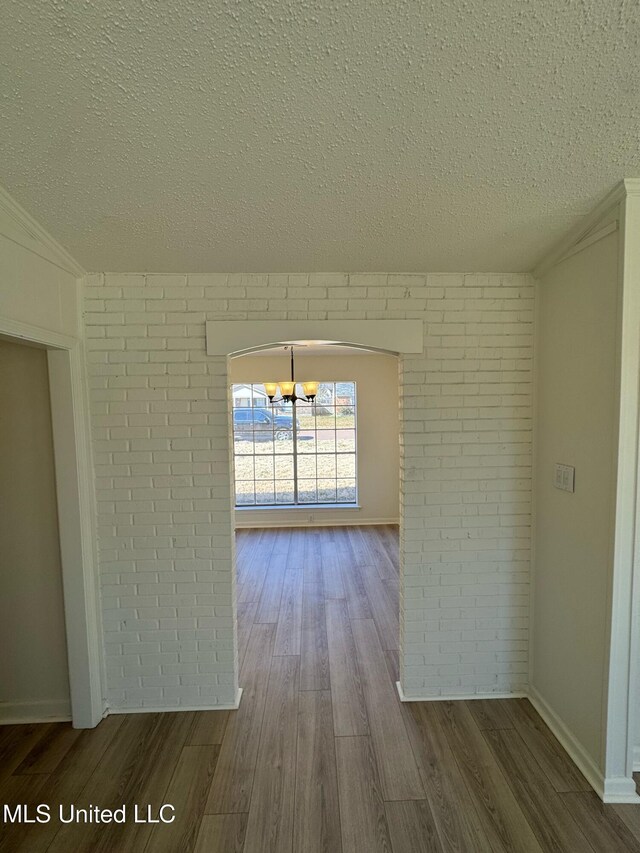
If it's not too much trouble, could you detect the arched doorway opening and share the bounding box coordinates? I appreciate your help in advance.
[229,341,401,690]
[205,317,424,705]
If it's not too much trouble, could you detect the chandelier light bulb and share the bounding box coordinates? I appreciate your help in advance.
[264,382,278,400]
[302,381,319,401]
[279,381,295,400]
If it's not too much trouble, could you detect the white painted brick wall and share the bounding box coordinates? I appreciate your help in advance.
[83,271,534,708]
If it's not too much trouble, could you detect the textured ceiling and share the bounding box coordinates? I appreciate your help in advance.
[1,1,640,273]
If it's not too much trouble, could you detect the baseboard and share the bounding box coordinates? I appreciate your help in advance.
[527,685,604,796]
[396,681,639,803]
[0,699,72,724]
[525,685,640,802]
[395,682,527,703]
[601,776,640,803]
[235,516,399,529]
[106,687,243,715]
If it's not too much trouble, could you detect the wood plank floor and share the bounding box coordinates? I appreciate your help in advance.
[2,525,640,852]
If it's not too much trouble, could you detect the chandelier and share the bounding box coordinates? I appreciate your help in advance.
[264,346,318,404]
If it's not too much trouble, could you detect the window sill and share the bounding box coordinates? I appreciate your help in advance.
[235,504,361,511]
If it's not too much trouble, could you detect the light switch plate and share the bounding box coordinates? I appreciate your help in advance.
[554,463,575,493]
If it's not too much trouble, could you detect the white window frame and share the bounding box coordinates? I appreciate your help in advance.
[231,381,358,508]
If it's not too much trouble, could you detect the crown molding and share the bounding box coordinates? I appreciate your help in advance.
[0,316,76,350]
[623,178,640,196]
[532,180,631,279]
[0,184,85,278]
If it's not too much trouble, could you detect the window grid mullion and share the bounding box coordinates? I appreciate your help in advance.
[292,399,299,505]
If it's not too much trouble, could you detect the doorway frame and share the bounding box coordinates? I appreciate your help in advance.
[0,316,104,728]
[609,182,640,800]
[206,318,423,704]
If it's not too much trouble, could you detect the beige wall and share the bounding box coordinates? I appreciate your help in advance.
[230,350,399,525]
[0,339,71,720]
[533,231,619,770]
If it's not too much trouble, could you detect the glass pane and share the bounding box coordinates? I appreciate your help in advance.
[235,482,256,505]
[234,457,254,480]
[316,429,335,453]
[337,479,357,503]
[317,479,337,503]
[297,455,316,479]
[297,428,316,453]
[336,405,355,427]
[234,434,253,454]
[276,480,295,504]
[254,484,275,504]
[335,382,356,415]
[336,455,356,478]
[315,382,335,409]
[297,481,317,504]
[273,436,294,454]
[254,433,275,454]
[274,426,294,442]
[316,454,336,479]
[318,407,336,429]
[337,428,355,453]
[275,455,294,480]
[296,397,314,419]
[254,457,274,480]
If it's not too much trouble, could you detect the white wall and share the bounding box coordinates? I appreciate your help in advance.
[0,339,71,721]
[229,351,399,526]
[532,230,620,772]
[84,271,534,710]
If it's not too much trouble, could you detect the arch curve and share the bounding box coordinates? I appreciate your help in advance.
[205,319,423,357]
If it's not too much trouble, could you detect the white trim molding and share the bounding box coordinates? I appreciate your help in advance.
[557,220,618,267]
[235,516,399,529]
[0,184,85,277]
[396,683,639,803]
[0,316,104,729]
[532,181,626,279]
[604,184,640,791]
[206,319,424,357]
[527,686,607,800]
[48,344,106,728]
[0,316,76,351]
[529,686,640,803]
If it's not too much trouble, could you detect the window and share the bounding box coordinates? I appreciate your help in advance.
[232,382,357,506]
